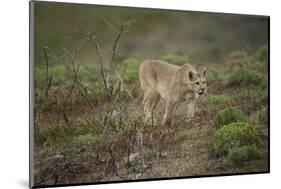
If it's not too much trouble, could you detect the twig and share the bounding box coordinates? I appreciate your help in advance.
[110,23,125,69]
[115,69,133,98]
[42,46,52,99]
[109,20,134,69]
[88,33,109,95]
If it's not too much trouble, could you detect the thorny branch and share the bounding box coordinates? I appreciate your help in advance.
[42,46,53,99]
[87,33,109,95]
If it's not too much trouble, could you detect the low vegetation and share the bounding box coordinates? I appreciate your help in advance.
[201,95,231,106]
[176,128,208,142]
[122,58,141,81]
[224,146,262,165]
[253,45,268,63]
[229,50,249,65]
[210,122,261,159]
[35,123,76,147]
[224,67,265,87]
[206,68,221,84]
[214,107,246,128]
[72,133,98,147]
[249,107,268,125]
[161,53,188,65]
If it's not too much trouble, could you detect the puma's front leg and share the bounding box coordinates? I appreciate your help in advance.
[186,100,196,119]
[162,99,175,126]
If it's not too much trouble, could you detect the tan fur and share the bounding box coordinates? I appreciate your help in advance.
[139,59,207,126]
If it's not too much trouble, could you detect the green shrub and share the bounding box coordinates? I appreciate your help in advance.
[210,122,260,157]
[162,53,188,65]
[224,146,262,165]
[72,133,98,147]
[224,67,264,87]
[215,107,246,128]
[201,95,231,106]
[122,58,141,81]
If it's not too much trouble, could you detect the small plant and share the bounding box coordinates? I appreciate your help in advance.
[253,45,268,63]
[35,123,76,146]
[206,69,221,83]
[224,67,264,87]
[72,133,98,147]
[215,107,246,128]
[201,95,231,106]
[34,67,45,85]
[229,50,249,63]
[210,122,260,157]
[79,63,100,82]
[224,146,262,165]
[249,106,268,125]
[162,53,188,65]
[48,64,67,85]
[176,128,207,142]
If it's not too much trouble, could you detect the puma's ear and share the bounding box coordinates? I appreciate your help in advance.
[202,67,207,77]
[188,70,196,81]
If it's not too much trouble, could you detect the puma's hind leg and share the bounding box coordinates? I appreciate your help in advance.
[143,90,160,124]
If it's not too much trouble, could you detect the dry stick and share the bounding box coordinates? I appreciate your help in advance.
[67,38,94,107]
[110,23,125,69]
[42,47,49,89]
[61,49,79,106]
[109,143,118,176]
[109,23,133,98]
[47,48,67,64]
[60,49,81,124]
[115,69,133,98]
[94,19,128,96]
[61,46,92,108]
[96,11,118,33]
[94,105,115,141]
[77,80,93,106]
[126,128,136,168]
[95,91,121,141]
[88,34,108,95]
[42,46,52,99]
[94,117,115,141]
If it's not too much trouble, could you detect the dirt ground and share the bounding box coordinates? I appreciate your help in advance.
[34,97,269,186]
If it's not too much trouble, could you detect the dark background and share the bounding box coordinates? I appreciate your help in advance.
[34,1,268,65]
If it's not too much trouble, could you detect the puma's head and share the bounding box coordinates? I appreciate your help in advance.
[187,68,207,96]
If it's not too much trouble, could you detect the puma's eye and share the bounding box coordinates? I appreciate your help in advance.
[203,81,206,84]
[196,82,200,85]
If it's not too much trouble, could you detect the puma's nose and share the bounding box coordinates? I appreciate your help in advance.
[198,88,205,95]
